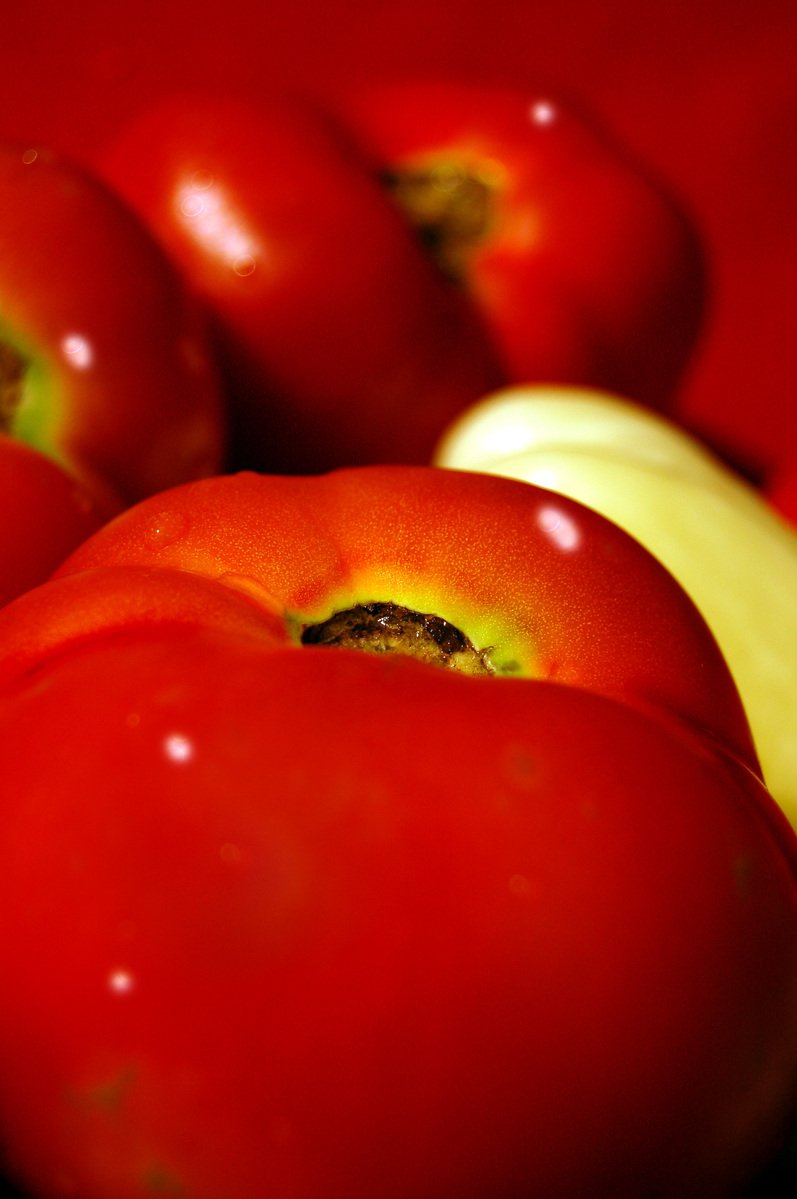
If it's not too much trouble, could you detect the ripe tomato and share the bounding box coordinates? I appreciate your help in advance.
[0,434,117,608]
[101,96,501,473]
[339,79,706,410]
[0,142,225,503]
[0,468,794,1197]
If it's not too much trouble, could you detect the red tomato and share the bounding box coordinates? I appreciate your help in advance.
[101,95,501,473]
[0,435,117,608]
[100,83,706,473]
[338,79,706,411]
[767,465,797,528]
[2,2,793,472]
[0,141,225,503]
[0,467,794,1198]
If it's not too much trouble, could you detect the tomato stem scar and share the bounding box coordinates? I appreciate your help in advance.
[301,600,495,675]
[381,160,496,282]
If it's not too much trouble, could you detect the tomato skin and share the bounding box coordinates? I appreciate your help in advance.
[25,465,755,769]
[0,142,225,503]
[101,95,502,474]
[0,435,117,608]
[338,80,706,411]
[0,629,796,1199]
[0,465,795,1197]
[1,2,792,478]
[767,467,797,528]
[100,84,705,475]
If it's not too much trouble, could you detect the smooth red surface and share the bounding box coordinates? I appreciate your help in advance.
[0,144,225,503]
[0,435,115,608]
[0,468,795,1196]
[340,79,705,411]
[101,95,501,473]
[0,631,796,1198]
[3,0,794,478]
[767,464,797,527]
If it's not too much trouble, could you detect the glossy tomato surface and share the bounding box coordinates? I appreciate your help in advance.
[0,627,796,1199]
[0,468,795,1197]
[0,143,224,502]
[3,1,793,477]
[101,95,500,472]
[0,435,116,608]
[37,465,760,765]
[337,79,705,411]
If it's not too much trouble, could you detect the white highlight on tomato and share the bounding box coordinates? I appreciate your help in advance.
[175,170,261,277]
[107,969,135,995]
[529,100,557,126]
[163,732,195,764]
[61,333,94,370]
[536,503,581,552]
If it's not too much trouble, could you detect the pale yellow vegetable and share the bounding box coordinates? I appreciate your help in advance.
[435,384,797,828]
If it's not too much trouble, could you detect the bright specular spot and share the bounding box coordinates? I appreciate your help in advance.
[107,969,135,995]
[529,100,557,126]
[163,732,195,764]
[175,173,260,276]
[61,333,94,370]
[536,504,581,551]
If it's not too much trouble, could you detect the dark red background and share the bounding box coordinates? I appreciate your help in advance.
[3,0,795,477]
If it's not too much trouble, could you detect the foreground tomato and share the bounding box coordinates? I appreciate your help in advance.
[101,95,501,473]
[0,142,225,503]
[0,435,117,608]
[0,467,795,1199]
[339,79,706,410]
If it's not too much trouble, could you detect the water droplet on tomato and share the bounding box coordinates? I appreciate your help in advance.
[145,510,190,550]
[180,193,205,218]
[190,168,214,191]
[508,873,533,898]
[233,254,256,277]
[220,842,242,866]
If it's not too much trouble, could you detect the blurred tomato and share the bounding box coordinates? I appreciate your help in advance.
[3,1,793,479]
